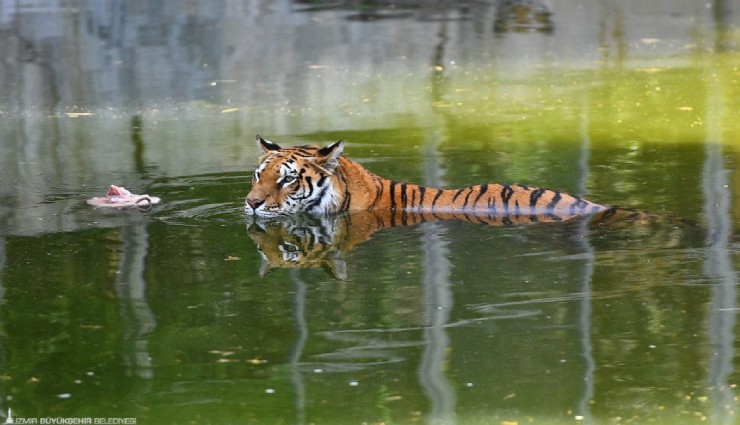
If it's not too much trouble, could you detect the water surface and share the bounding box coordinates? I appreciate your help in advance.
[1,1,740,424]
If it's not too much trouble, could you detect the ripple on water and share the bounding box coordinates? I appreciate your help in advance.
[149,174,247,226]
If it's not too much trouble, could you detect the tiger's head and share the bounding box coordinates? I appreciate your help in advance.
[245,135,345,218]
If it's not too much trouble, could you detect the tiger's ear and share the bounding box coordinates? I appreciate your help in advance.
[315,140,344,173]
[256,135,281,153]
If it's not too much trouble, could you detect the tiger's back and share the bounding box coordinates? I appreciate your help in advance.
[245,136,608,221]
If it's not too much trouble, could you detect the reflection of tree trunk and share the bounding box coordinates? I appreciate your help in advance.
[703,64,737,425]
[115,217,156,379]
[596,0,626,69]
[0,237,5,304]
[0,237,6,422]
[0,29,60,111]
[419,79,456,423]
[289,270,308,425]
[493,0,554,34]
[575,89,595,424]
[418,20,456,423]
[419,220,455,425]
[131,114,147,175]
[712,0,734,53]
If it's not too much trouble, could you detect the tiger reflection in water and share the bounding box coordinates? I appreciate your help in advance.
[246,212,378,280]
[247,210,421,280]
[244,208,681,280]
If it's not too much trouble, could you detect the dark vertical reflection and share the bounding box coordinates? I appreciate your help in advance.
[703,64,737,425]
[597,0,626,69]
[419,184,455,424]
[288,270,308,425]
[0,236,5,303]
[115,111,156,380]
[493,0,553,34]
[115,217,156,379]
[0,236,6,423]
[418,17,456,425]
[131,114,146,176]
[575,85,596,424]
[0,28,59,111]
[712,0,736,52]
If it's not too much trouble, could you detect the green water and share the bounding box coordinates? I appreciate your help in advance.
[2,2,740,424]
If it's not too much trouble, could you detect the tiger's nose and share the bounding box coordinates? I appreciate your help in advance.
[246,197,265,210]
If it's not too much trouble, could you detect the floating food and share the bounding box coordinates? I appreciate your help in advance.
[87,185,160,209]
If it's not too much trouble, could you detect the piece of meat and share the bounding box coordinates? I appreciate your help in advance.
[87,185,160,209]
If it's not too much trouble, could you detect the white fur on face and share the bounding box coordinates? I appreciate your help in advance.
[246,161,340,218]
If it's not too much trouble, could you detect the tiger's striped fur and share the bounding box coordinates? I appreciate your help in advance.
[245,136,608,221]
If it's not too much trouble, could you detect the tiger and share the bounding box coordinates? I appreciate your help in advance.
[245,135,611,224]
